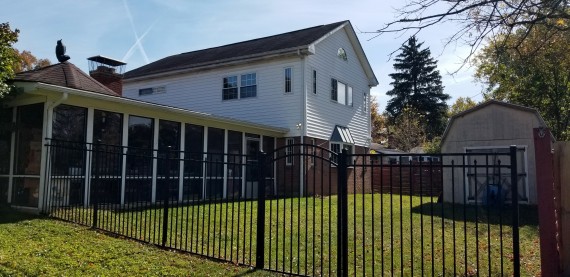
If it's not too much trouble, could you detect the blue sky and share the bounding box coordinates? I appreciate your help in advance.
[2,0,485,110]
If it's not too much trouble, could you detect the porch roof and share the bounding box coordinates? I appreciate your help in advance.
[20,82,290,135]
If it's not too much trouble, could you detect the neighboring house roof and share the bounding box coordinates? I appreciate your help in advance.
[441,99,554,143]
[13,62,119,96]
[369,143,409,155]
[123,21,378,86]
[409,146,425,154]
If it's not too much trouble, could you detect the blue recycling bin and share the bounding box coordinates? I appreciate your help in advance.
[485,184,504,206]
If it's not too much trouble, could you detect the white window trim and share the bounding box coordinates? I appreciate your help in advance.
[312,69,317,95]
[286,138,294,166]
[329,142,354,166]
[331,78,353,107]
[310,138,315,166]
[284,67,292,94]
[222,72,258,101]
[139,86,166,96]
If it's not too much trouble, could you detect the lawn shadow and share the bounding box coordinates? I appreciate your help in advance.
[0,206,44,224]
[410,202,538,227]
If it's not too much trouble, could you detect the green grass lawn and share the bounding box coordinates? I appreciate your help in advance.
[0,207,279,276]
[46,194,541,276]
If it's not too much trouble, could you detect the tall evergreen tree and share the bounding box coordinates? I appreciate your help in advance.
[386,36,450,139]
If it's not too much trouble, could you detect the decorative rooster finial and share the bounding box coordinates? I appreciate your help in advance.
[55,39,70,63]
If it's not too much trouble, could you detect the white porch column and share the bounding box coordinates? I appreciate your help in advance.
[151,118,159,203]
[120,114,129,205]
[84,108,94,207]
[178,124,186,202]
[223,130,228,199]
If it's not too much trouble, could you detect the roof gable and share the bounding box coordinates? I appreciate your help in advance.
[13,62,119,96]
[124,21,360,80]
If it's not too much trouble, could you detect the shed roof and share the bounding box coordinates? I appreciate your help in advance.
[440,99,554,143]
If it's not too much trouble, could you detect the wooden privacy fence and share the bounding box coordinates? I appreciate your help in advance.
[371,162,443,197]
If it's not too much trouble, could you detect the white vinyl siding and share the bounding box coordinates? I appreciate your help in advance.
[123,58,303,135]
[305,27,371,147]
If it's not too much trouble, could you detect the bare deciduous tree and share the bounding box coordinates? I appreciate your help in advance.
[373,0,570,66]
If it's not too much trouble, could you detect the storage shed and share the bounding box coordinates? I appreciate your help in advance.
[440,100,553,205]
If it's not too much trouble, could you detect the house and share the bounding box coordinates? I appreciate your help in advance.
[440,99,554,205]
[122,20,377,157]
[0,20,378,211]
[121,20,378,196]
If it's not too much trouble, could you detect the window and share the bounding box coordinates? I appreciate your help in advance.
[285,68,292,93]
[331,78,352,106]
[312,70,317,94]
[223,73,257,100]
[240,73,257,98]
[223,76,238,100]
[363,92,369,113]
[330,143,340,164]
[286,138,294,165]
[337,48,347,61]
[330,142,354,165]
[139,86,166,96]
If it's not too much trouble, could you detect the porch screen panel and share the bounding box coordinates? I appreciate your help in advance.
[183,124,204,200]
[157,120,181,201]
[126,115,154,202]
[92,110,123,204]
[206,127,224,199]
[227,130,242,198]
[51,105,88,206]
[0,108,12,175]
[13,103,43,207]
[0,177,7,206]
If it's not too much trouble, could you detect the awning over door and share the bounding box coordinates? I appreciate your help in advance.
[330,125,354,144]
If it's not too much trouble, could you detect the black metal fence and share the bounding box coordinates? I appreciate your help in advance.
[42,140,528,276]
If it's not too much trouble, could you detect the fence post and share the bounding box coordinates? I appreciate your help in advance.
[255,152,267,269]
[533,128,561,276]
[510,145,520,277]
[161,147,171,247]
[337,149,348,277]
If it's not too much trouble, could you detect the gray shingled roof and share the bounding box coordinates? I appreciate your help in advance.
[13,62,119,96]
[124,21,348,79]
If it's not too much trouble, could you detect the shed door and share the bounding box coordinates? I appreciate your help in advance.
[465,146,528,203]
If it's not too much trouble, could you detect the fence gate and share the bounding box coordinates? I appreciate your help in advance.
[256,144,345,276]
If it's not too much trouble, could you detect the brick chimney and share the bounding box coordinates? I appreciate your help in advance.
[87,56,126,95]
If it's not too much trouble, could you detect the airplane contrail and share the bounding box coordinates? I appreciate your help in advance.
[122,0,151,64]
[122,21,156,62]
